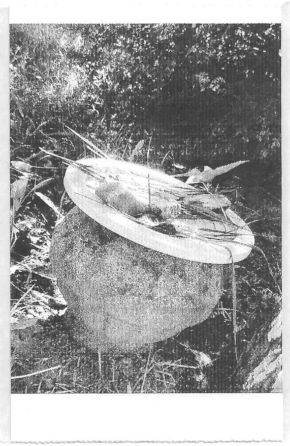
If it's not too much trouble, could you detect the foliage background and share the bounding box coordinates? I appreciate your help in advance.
[10,23,281,165]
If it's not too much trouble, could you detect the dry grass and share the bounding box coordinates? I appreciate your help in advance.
[11,318,219,393]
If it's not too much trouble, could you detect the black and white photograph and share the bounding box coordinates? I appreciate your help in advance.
[9,21,282,398]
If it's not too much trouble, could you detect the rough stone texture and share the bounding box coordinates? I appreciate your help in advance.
[236,310,282,392]
[50,207,225,352]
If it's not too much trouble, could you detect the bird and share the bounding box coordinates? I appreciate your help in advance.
[95,180,150,217]
[93,173,233,240]
[95,179,182,220]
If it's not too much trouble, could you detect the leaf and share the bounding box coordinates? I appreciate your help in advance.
[11,176,29,202]
[10,223,19,248]
[11,93,24,118]
[172,163,186,170]
[48,296,67,311]
[174,167,201,178]
[26,120,50,137]
[23,177,54,201]
[11,176,29,215]
[35,192,62,218]
[11,160,32,173]
[192,350,212,368]
[11,316,39,331]
[185,160,249,184]
[129,140,144,161]
[10,263,25,275]
[185,46,195,57]
[209,160,249,178]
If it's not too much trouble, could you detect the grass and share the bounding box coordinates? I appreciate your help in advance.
[11,317,232,393]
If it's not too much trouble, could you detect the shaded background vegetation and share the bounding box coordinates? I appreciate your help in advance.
[10,23,280,165]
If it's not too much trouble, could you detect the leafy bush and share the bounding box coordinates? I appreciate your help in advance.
[10,24,280,164]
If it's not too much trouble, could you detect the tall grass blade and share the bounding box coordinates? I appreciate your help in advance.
[64,125,109,159]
